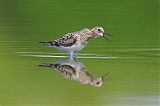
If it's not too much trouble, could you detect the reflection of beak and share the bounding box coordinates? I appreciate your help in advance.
[102,72,110,81]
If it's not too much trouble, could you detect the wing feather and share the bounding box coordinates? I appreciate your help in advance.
[56,64,76,79]
[54,33,77,47]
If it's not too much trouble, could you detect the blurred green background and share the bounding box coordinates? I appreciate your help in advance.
[0,0,159,106]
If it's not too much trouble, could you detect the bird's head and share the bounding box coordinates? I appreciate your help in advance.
[91,26,112,40]
[90,72,110,87]
[90,77,103,87]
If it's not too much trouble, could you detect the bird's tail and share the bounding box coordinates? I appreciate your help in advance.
[39,41,54,46]
[38,63,59,68]
[39,41,46,44]
[38,63,51,68]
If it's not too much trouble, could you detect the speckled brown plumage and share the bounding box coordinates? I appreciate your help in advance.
[39,58,109,87]
[39,26,105,56]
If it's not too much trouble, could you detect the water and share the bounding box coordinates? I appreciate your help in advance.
[0,0,159,106]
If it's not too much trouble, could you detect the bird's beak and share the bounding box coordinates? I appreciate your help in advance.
[102,72,110,81]
[107,33,113,36]
[103,32,113,40]
[103,32,108,40]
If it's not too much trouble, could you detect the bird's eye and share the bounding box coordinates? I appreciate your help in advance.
[96,82,100,85]
[98,29,101,32]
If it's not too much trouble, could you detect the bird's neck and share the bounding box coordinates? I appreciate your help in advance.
[81,32,94,43]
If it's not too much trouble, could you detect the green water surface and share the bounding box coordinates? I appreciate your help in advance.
[0,0,159,106]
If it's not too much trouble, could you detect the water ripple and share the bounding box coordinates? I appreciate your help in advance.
[17,52,117,59]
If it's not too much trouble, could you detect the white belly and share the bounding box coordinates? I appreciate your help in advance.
[54,43,86,53]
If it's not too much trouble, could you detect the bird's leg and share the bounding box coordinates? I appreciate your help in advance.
[73,51,78,57]
[69,51,77,58]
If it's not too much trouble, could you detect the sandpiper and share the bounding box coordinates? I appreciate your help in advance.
[39,26,112,56]
[39,58,109,87]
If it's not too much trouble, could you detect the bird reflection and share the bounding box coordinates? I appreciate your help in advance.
[39,57,109,87]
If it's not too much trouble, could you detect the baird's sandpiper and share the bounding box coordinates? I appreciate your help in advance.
[39,26,112,56]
